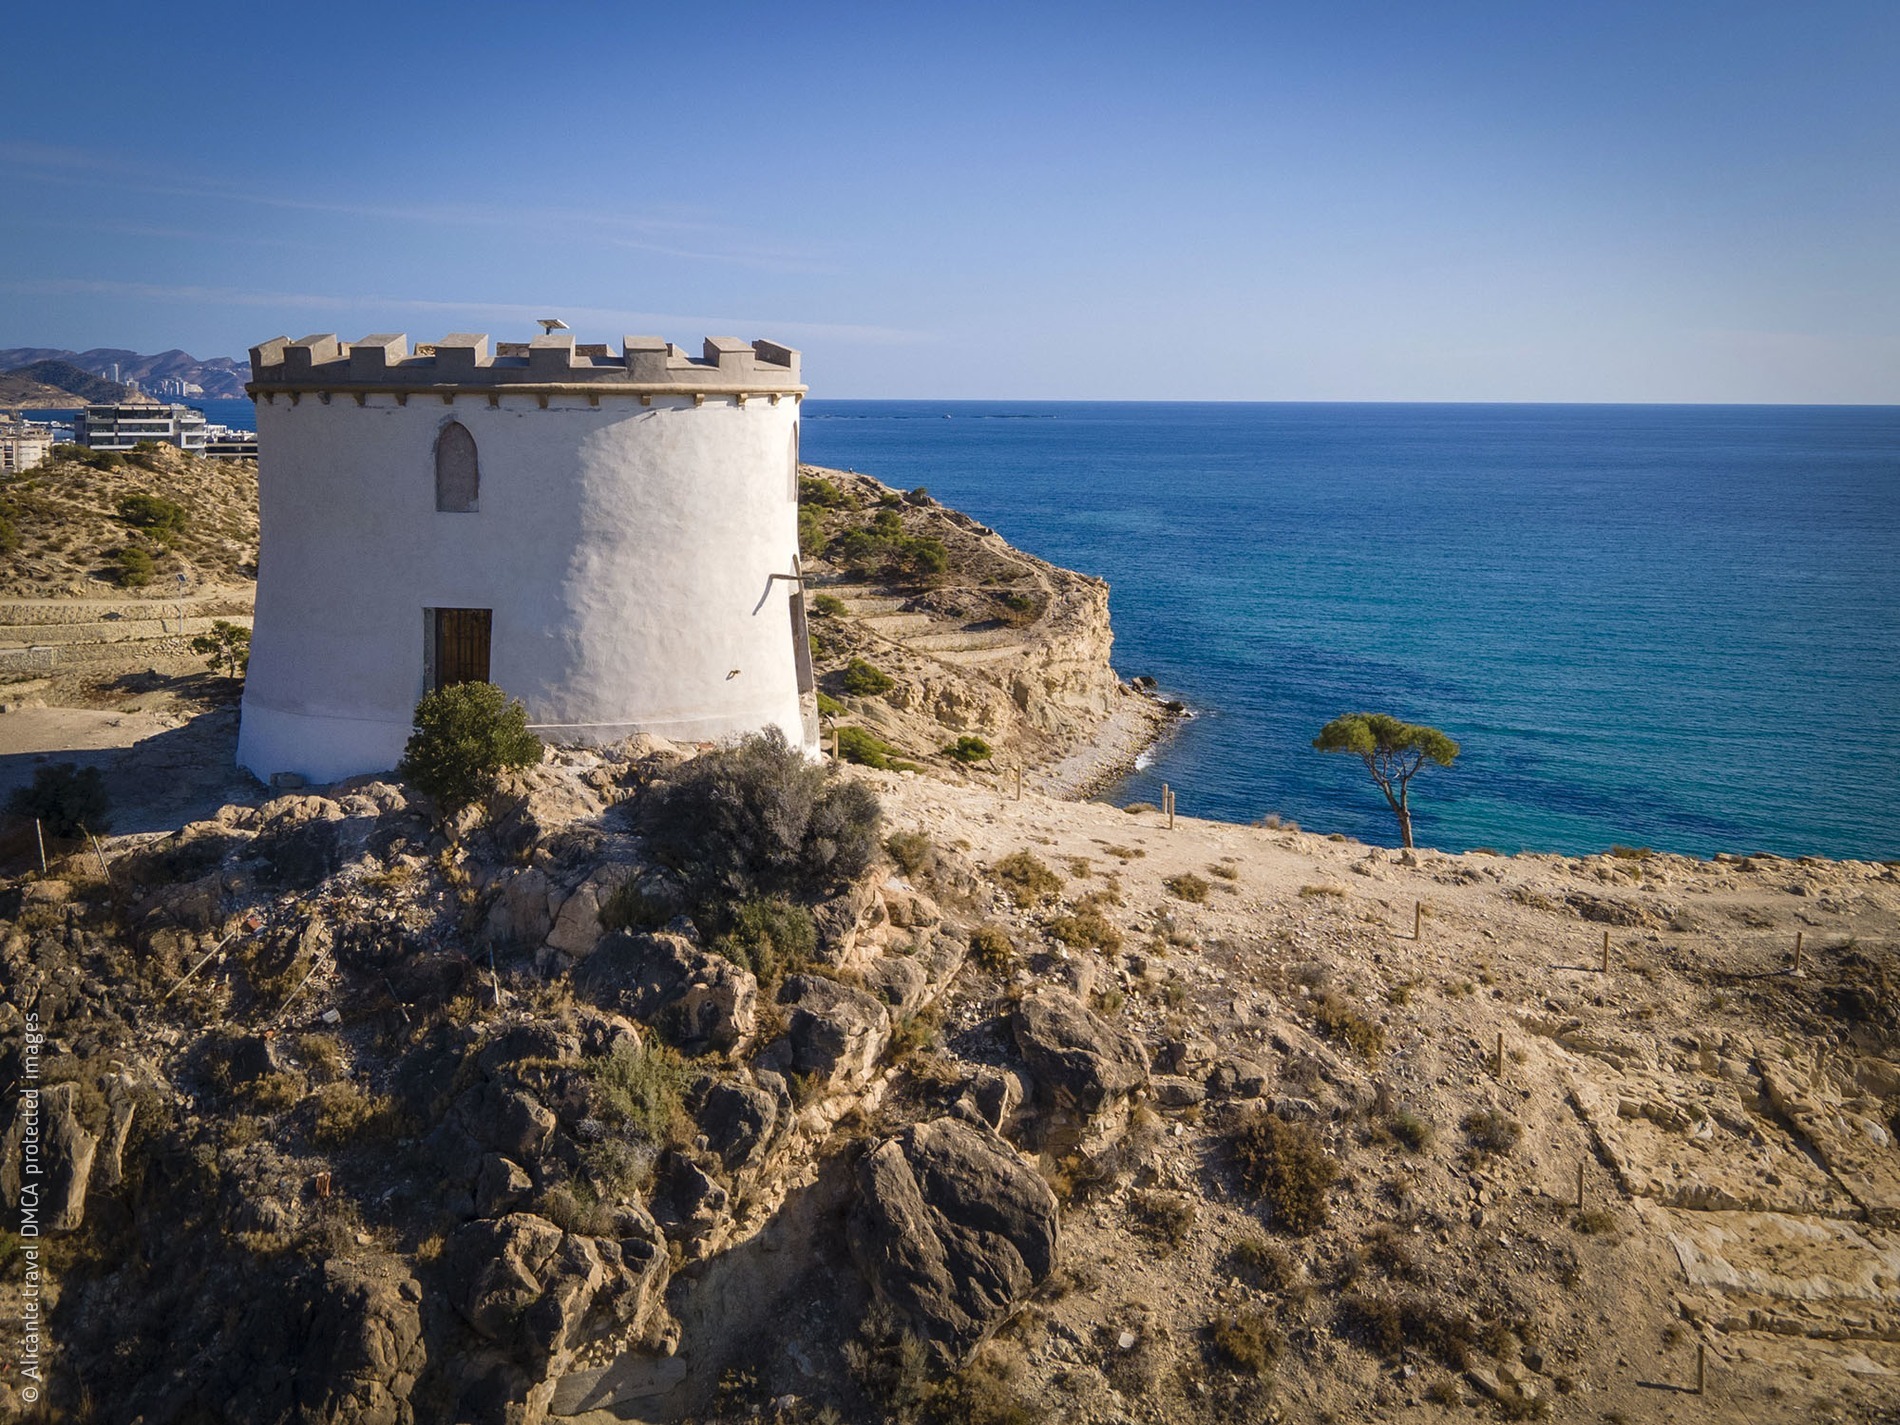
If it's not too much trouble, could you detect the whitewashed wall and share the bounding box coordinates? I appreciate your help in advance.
[237,393,808,783]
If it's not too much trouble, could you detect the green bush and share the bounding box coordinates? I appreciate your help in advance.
[585,1037,688,1146]
[644,727,882,904]
[798,506,826,558]
[711,898,817,984]
[396,681,543,820]
[836,725,904,769]
[842,657,896,697]
[798,473,855,508]
[941,735,993,763]
[816,690,846,718]
[117,492,188,539]
[114,545,155,587]
[1230,1111,1338,1234]
[8,762,112,838]
[0,511,18,555]
[811,593,848,617]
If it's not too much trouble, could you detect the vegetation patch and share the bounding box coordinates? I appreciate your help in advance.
[1164,872,1210,903]
[837,725,912,770]
[1230,1111,1338,1234]
[992,851,1063,907]
[1128,1189,1197,1252]
[8,761,112,838]
[710,898,817,985]
[968,924,1016,973]
[585,1037,689,1147]
[1461,1108,1523,1159]
[645,727,881,905]
[1336,1293,1478,1369]
[1307,988,1385,1059]
[1208,1307,1283,1375]
[941,734,993,764]
[842,657,897,696]
[397,681,543,821]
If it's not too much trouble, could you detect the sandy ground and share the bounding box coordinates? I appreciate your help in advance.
[853,768,1900,1424]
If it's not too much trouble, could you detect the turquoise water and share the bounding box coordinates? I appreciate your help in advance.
[799,402,1900,861]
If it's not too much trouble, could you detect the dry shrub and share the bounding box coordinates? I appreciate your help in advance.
[1230,1111,1338,1234]
[309,1082,405,1147]
[992,851,1062,907]
[1045,904,1122,952]
[1208,1307,1282,1375]
[1232,1233,1307,1300]
[1127,1189,1196,1252]
[1336,1293,1477,1369]
[886,829,936,879]
[1308,988,1385,1059]
[969,923,1017,973]
[1461,1108,1522,1158]
[1208,862,1239,880]
[1298,883,1347,899]
[1164,872,1210,903]
[644,726,881,904]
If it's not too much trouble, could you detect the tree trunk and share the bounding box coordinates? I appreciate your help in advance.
[1395,805,1414,849]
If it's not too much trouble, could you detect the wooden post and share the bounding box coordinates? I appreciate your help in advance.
[315,1170,332,1200]
[1600,929,1611,973]
[1493,1031,1504,1079]
[34,819,47,875]
[1164,784,1175,829]
[1014,764,1023,801]
[86,827,111,882]
[1793,930,1804,973]
[1696,1341,1706,1395]
[1575,1161,1585,1211]
[1414,901,1423,940]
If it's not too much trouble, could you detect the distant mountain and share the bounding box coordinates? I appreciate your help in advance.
[5,359,128,403]
[0,346,251,399]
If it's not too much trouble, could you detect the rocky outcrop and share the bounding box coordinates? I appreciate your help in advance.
[777,974,893,1085]
[849,1118,1059,1361]
[574,932,757,1055]
[444,1213,668,1425]
[1,1082,98,1232]
[297,1258,427,1425]
[1011,987,1149,1119]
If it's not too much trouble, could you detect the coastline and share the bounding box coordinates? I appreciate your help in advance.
[1030,690,1181,801]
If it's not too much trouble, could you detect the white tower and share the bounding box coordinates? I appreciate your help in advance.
[237,330,815,784]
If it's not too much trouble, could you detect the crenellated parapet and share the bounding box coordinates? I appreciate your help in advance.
[247,331,804,402]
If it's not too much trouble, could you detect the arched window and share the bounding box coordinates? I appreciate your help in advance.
[435,420,479,512]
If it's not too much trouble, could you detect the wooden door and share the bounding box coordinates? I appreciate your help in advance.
[434,608,491,689]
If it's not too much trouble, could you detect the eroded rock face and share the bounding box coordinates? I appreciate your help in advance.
[849,1118,1059,1360]
[575,933,757,1055]
[444,1212,669,1424]
[297,1258,426,1425]
[3,1082,100,1232]
[1011,988,1148,1118]
[779,974,892,1085]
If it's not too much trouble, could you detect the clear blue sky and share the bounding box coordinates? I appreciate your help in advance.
[3,2,1895,401]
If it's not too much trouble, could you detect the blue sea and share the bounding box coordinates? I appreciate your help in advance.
[196,396,1900,860]
[801,402,1900,862]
